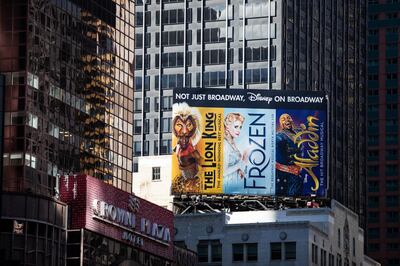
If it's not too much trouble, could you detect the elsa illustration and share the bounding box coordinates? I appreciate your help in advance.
[223,113,249,193]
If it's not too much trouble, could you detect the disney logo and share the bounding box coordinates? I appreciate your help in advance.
[247,92,273,104]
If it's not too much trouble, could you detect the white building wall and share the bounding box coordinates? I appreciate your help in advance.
[132,155,173,210]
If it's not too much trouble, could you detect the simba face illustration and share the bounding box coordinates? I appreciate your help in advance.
[173,116,196,149]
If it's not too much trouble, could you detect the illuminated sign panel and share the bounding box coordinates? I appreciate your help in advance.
[171,88,328,197]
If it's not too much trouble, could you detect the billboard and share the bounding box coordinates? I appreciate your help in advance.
[171,88,328,197]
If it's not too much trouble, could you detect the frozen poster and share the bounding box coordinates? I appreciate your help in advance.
[275,110,327,197]
[223,108,276,195]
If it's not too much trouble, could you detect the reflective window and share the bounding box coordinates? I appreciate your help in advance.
[198,27,233,44]
[156,30,191,46]
[239,68,275,84]
[156,9,192,25]
[135,55,150,70]
[136,11,151,26]
[155,52,192,68]
[198,4,233,22]
[197,49,233,65]
[239,46,275,62]
[202,71,233,87]
[135,33,151,48]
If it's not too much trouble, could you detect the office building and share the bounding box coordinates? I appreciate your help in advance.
[0,0,135,264]
[174,200,380,266]
[367,1,400,265]
[134,0,367,222]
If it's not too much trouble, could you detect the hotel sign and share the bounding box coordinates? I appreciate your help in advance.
[60,174,174,261]
[92,196,171,246]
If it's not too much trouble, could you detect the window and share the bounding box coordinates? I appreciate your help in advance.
[136,11,151,26]
[152,167,160,180]
[202,71,233,87]
[368,243,379,253]
[156,30,191,46]
[198,27,233,44]
[386,180,399,192]
[144,119,149,134]
[161,140,172,154]
[154,118,159,133]
[232,244,243,261]
[161,96,173,111]
[135,54,150,70]
[135,33,151,48]
[155,52,191,68]
[211,240,222,262]
[48,123,60,138]
[134,98,142,112]
[285,242,296,260]
[27,72,39,89]
[134,76,150,91]
[198,49,233,65]
[239,46,276,62]
[328,253,334,266]
[368,211,379,223]
[239,1,275,18]
[25,154,37,169]
[154,140,159,155]
[338,229,341,247]
[368,180,379,192]
[386,211,399,222]
[239,23,276,40]
[386,195,399,207]
[387,227,399,238]
[144,97,150,112]
[312,244,318,263]
[156,9,191,25]
[134,142,141,156]
[161,118,172,133]
[247,243,258,261]
[143,141,149,156]
[197,240,222,263]
[27,113,38,129]
[134,119,141,134]
[239,68,275,84]
[9,153,23,166]
[233,243,257,262]
[270,242,281,260]
[155,74,184,90]
[387,243,399,251]
[321,249,327,266]
[197,240,208,262]
[337,254,342,266]
[199,5,233,21]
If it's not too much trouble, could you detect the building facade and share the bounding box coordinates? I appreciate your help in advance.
[174,200,379,266]
[367,1,400,265]
[0,0,135,265]
[134,0,367,223]
[60,174,175,266]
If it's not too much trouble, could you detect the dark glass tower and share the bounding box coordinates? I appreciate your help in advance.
[367,1,400,265]
[0,0,135,265]
[134,0,366,224]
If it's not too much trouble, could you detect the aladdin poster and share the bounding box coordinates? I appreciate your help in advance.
[171,88,327,197]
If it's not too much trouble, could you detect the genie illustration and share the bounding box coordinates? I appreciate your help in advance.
[172,102,202,180]
[275,113,304,196]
